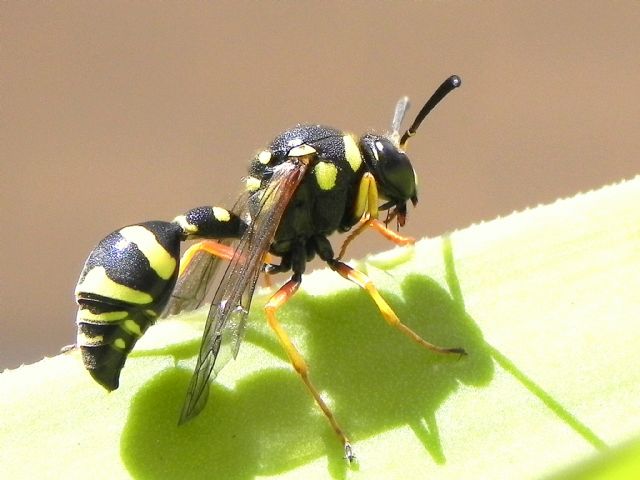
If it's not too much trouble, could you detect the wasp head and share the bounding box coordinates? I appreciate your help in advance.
[360,134,417,227]
[359,75,461,227]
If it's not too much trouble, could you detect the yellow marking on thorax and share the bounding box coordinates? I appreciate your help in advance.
[75,266,153,305]
[314,162,338,191]
[343,134,362,172]
[113,338,127,350]
[257,150,272,164]
[119,226,176,280]
[246,176,261,192]
[289,144,317,158]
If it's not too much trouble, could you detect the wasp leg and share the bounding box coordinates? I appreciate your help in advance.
[337,217,371,260]
[351,172,379,222]
[339,172,414,260]
[178,240,237,277]
[182,243,280,290]
[337,217,415,260]
[263,254,293,290]
[328,260,466,356]
[369,219,415,246]
[183,241,279,288]
[265,274,354,462]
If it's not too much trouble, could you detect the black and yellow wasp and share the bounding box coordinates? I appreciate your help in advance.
[74,75,463,461]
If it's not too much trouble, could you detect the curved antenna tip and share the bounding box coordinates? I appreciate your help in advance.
[399,74,462,149]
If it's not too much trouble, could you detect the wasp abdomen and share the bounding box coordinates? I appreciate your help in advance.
[75,207,246,390]
[75,298,158,390]
[75,221,182,390]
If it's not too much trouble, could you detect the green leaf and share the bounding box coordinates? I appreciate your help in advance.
[2,177,639,479]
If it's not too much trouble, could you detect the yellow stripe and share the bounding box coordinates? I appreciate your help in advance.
[75,266,153,305]
[289,144,317,158]
[123,319,143,336]
[343,134,362,172]
[173,214,198,235]
[119,226,176,280]
[352,172,379,221]
[246,176,261,192]
[314,161,338,191]
[77,308,128,323]
[212,206,231,222]
[257,150,272,164]
[77,331,104,346]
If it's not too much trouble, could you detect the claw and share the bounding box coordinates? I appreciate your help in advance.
[344,442,356,463]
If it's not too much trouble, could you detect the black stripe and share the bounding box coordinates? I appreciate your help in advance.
[140,221,183,253]
[78,225,181,302]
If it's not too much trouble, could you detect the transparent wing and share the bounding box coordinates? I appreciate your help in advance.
[391,96,410,145]
[179,159,309,423]
[162,238,233,318]
[162,194,250,318]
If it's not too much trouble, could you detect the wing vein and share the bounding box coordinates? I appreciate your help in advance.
[179,159,308,423]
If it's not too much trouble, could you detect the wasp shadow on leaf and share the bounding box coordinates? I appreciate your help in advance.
[128,337,202,362]
[121,243,493,478]
[120,366,348,480]
[293,270,493,465]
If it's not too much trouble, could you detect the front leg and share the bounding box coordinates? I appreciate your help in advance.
[338,172,415,260]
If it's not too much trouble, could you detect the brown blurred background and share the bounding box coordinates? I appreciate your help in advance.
[2,2,638,369]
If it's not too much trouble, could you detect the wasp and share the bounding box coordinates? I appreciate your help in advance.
[74,75,463,461]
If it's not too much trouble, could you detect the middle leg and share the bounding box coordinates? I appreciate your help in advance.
[328,259,466,356]
[264,273,354,462]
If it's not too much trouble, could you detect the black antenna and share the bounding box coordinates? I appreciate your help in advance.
[399,75,461,149]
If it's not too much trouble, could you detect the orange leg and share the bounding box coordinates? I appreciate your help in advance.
[337,218,370,260]
[370,219,415,246]
[265,277,354,462]
[183,246,277,289]
[329,260,466,356]
[183,245,278,288]
[178,240,237,277]
[337,218,415,261]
